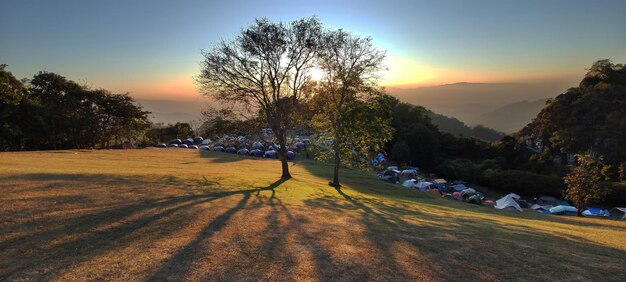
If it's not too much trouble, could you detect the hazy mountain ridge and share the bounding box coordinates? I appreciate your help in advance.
[387,82,569,133]
[136,99,206,124]
[474,98,549,133]
[137,82,560,132]
[148,112,200,125]
[428,112,505,142]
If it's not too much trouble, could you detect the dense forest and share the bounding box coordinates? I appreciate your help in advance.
[520,60,626,169]
[0,65,151,151]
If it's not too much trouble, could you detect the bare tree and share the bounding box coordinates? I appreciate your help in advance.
[197,17,321,179]
[316,30,388,187]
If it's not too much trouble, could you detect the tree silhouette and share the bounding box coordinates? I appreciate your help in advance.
[198,17,321,179]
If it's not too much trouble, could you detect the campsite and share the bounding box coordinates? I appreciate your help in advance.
[3,1,626,281]
[1,149,626,281]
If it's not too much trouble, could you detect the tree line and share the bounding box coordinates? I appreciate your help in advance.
[0,65,151,151]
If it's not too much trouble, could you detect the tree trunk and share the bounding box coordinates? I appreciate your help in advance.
[280,155,291,179]
[330,146,341,187]
[576,202,583,217]
[275,130,291,179]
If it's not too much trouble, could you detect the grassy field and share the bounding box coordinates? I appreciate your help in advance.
[1,149,625,281]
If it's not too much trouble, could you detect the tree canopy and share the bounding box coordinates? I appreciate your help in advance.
[313,29,391,186]
[198,17,322,179]
[0,66,151,151]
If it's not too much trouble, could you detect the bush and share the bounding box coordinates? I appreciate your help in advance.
[601,165,618,182]
[483,169,564,196]
[435,158,484,184]
[619,163,626,182]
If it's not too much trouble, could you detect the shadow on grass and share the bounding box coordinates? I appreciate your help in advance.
[147,178,286,280]
[302,188,626,280]
[296,160,626,231]
[2,159,626,280]
[0,173,282,280]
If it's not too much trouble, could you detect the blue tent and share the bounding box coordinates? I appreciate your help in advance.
[286,151,295,160]
[169,138,182,145]
[264,150,278,158]
[296,141,306,149]
[549,205,577,216]
[250,149,264,157]
[582,207,611,217]
[213,146,225,152]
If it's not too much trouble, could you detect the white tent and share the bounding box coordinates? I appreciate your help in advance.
[494,193,523,212]
[401,180,432,190]
[402,179,417,188]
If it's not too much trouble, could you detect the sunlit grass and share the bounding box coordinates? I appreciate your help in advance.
[0,149,624,281]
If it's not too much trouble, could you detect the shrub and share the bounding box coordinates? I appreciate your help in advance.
[601,165,618,182]
[435,158,484,184]
[483,169,564,196]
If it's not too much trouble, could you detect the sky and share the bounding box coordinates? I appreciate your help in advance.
[1,0,625,100]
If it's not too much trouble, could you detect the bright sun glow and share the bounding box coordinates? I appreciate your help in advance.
[310,67,324,81]
[382,55,439,87]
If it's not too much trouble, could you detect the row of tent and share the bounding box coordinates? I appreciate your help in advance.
[156,142,298,160]
[209,145,296,160]
[494,193,626,219]
[384,165,626,220]
[400,178,486,205]
[160,137,307,153]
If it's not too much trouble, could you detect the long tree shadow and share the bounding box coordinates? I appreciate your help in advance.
[303,188,626,281]
[0,173,283,280]
[146,178,285,281]
[3,160,626,280]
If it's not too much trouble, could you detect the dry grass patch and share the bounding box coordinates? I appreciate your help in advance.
[0,149,625,281]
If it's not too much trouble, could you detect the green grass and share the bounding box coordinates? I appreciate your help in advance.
[1,149,625,281]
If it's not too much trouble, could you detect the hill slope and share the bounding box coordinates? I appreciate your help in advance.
[428,111,505,141]
[473,99,549,133]
[0,150,624,281]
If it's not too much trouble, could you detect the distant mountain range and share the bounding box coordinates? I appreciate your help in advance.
[387,82,569,133]
[136,99,206,124]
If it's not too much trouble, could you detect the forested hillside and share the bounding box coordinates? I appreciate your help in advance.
[519,60,626,169]
[428,112,504,142]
